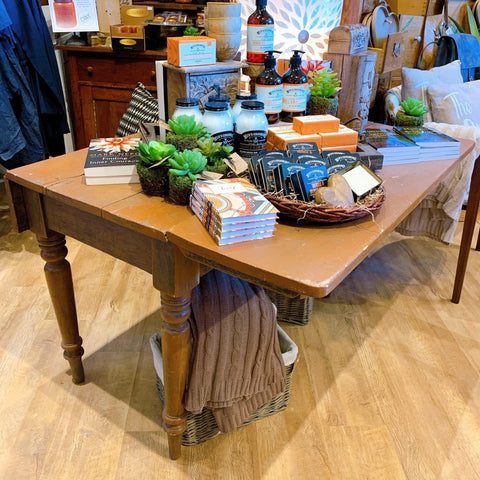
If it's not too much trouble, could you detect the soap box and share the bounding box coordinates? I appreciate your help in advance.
[111,25,145,51]
[319,125,358,148]
[292,114,340,135]
[120,5,154,25]
[167,36,216,67]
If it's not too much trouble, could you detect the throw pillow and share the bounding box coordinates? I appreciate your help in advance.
[427,80,480,127]
[116,82,159,137]
[401,60,464,122]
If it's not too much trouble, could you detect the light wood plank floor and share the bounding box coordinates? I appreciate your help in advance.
[1,179,480,480]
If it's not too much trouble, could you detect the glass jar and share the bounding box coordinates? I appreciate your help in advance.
[207,93,234,124]
[202,101,234,147]
[171,97,203,124]
[234,100,268,158]
[232,92,257,123]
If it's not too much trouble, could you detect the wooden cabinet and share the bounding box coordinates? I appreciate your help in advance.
[58,46,167,149]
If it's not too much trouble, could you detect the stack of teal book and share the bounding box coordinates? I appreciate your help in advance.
[190,178,278,245]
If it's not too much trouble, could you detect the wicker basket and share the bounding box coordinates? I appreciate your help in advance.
[265,290,314,325]
[264,186,385,224]
[150,325,298,446]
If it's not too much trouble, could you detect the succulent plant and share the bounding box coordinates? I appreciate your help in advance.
[137,141,176,168]
[308,69,341,99]
[168,149,207,181]
[183,26,200,36]
[196,137,233,167]
[400,97,427,117]
[166,114,209,151]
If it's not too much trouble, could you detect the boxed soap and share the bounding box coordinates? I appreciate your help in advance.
[292,114,341,135]
[111,25,145,51]
[167,36,216,67]
[319,125,358,148]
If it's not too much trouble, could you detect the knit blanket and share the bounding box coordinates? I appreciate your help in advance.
[185,270,286,433]
[396,122,480,244]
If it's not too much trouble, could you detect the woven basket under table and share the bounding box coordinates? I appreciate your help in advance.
[265,289,314,325]
[150,325,298,446]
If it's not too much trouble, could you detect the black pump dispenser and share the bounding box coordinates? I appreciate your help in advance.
[281,50,308,122]
[255,50,283,124]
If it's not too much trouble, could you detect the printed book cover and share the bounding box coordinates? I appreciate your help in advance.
[393,126,460,149]
[84,137,140,179]
[192,178,279,224]
[363,128,420,152]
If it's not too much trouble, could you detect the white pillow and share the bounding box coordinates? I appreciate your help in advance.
[401,60,464,122]
[427,80,480,127]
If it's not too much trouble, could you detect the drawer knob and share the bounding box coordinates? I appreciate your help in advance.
[151,70,155,79]
[87,66,94,75]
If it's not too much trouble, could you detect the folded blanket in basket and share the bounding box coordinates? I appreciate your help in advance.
[185,270,286,433]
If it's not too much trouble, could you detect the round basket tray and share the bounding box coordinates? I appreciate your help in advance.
[265,187,385,224]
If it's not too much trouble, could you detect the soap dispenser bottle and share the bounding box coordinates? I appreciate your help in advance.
[247,0,274,64]
[281,50,308,122]
[255,50,283,124]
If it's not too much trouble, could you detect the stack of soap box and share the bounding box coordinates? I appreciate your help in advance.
[266,115,358,153]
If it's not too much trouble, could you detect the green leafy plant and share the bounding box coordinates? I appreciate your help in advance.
[168,115,208,136]
[308,69,341,98]
[196,137,233,167]
[400,97,427,117]
[168,149,207,181]
[448,5,480,42]
[183,26,200,36]
[137,141,176,167]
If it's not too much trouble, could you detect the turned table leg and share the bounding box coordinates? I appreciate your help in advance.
[38,232,85,384]
[160,293,191,460]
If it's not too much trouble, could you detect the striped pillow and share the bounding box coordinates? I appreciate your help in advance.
[116,82,159,137]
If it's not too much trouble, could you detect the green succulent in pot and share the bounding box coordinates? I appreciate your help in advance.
[168,149,207,205]
[195,137,233,175]
[307,68,341,116]
[166,114,209,152]
[395,97,427,127]
[136,141,177,196]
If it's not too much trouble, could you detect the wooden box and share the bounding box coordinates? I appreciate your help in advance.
[323,50,377,130]
[328,24,369,55]
[163,61,247,119]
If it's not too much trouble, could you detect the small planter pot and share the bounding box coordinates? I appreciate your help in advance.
[308,96,339,116]
[395,111,424,127]
[168,172,193,205]
[205,163,229,175]
[165,132,200,152]
[136,162,169,197]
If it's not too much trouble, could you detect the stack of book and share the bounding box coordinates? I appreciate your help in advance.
[393,126,460,162]
[362,128,421,165]
[84,137,140,185]
[190,178,278,245]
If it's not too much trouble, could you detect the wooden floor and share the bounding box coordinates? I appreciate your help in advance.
[1,179,480,480]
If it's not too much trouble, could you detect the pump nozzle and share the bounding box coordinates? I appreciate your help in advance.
[263,50,282,68]
[289,50,305,68]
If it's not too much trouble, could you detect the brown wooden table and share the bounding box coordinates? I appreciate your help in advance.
[4,139,474,460]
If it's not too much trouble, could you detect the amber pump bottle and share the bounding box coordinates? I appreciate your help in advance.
[247,0,274,64]
[281,50,308,122]
[255,50,283,124]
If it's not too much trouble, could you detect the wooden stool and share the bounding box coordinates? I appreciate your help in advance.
[452,154,480,303]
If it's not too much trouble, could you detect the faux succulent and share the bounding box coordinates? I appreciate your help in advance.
[168,115,208,137]
[137,141,176,167]
[308,69,341,98]
[196,137,233,167]
[168,149,207,181]
[400,97,427,117]
[183,26,200,36]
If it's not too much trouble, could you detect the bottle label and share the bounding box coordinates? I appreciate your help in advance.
[212,131,235,147]
[247,25,274,54]
[255,84,283,114]
[235,130,267,159]
[282,83,308,112]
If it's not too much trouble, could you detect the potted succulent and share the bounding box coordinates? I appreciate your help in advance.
[307,68,341,116]
[136,140,177,196]
[166,114,209,152]
[195,137,233,175]
[395,97,427,127]
[168,149,208,205]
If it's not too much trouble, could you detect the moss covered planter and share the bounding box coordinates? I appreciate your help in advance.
[168,172,193,205]
[308,96,339,116]
[205,163,229,175]
[165,132,199,152]
[395,111,424,127]
[136,162,169,197]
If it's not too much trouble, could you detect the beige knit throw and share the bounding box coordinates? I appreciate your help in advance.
[185,270,286,432]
